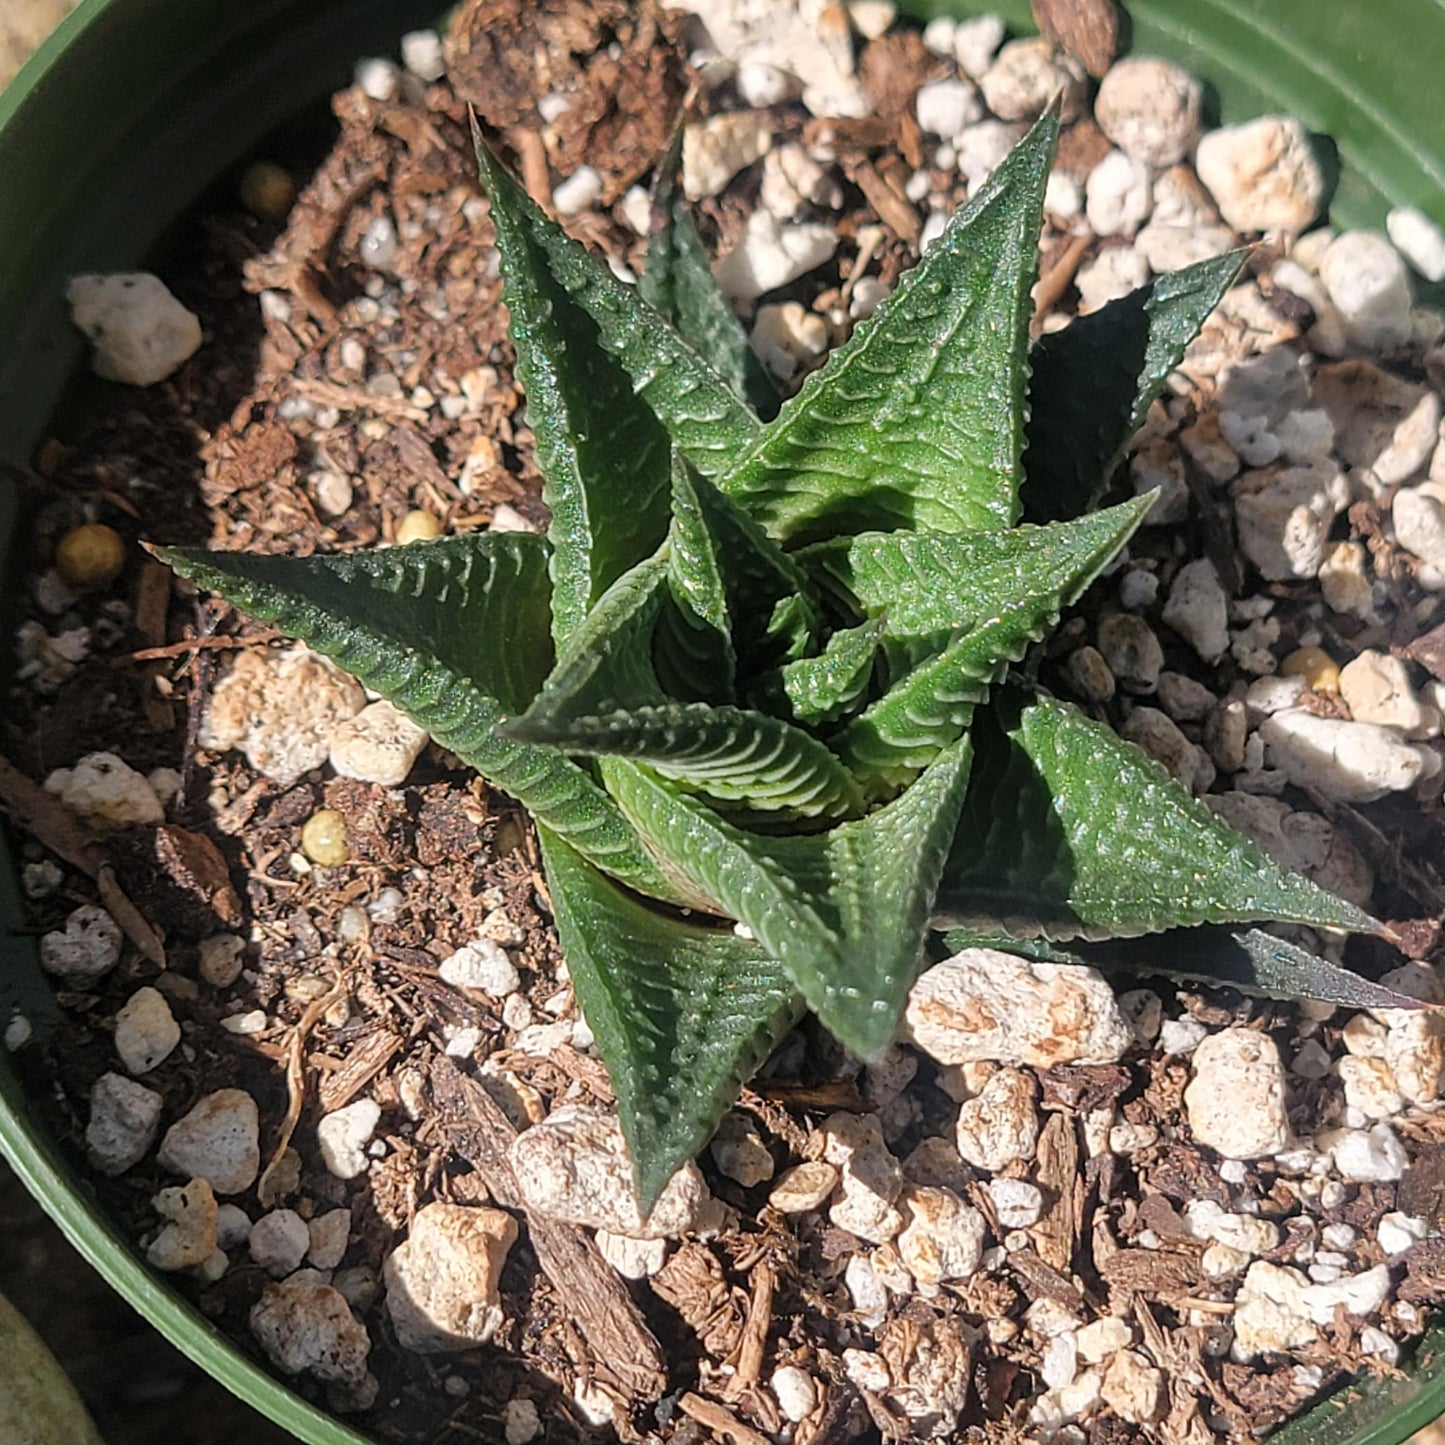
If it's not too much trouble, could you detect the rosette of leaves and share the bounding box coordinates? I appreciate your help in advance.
[162,114,1383,1209]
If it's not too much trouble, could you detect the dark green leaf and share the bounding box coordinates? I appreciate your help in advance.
[799,494,1154,640]
[671,463,821,676]
[772,620,882,726]
[473,132,762,484]
[157,538,677,901]
[659,458,737,703]
[715,113,1057,541]
[538,826,802,1211]
[640,125,781,418]
[603,740,973,1061]
[934,691,1378,939]
[487,137,672,646]
[515,701,864,820]
[520,552,670,722]
[831,497,1153,787]
[1022,251,1244,523]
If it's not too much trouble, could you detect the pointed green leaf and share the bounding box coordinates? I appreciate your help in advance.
[799,494,1154,640]
[157,538,676,901]
[603,741,973,1061]
[934,691,1378,939]
[522,552,670,722]
[640,126,781,418]
[715,113,1057,541]
[831,497,1153,787]
[538,826,802,1210]
[772,620,882,727]
[936,925,1418,1011]
[659,458,737,703]
[514,701,864,820]
[473,133,761,483]
[487,140,671,646]
[1023,250,1244,523]
[672,463,821,675]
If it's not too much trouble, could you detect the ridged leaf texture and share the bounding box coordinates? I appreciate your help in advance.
[158,538,675,900]
[474,132,761,484]
[603,741,972,1061]
[1023,250,1243,522]
[486,140,672,648]
[640,125,781,419]
[714,113,1056,541]
[934,691,1376,939]
[538,826,801,1211]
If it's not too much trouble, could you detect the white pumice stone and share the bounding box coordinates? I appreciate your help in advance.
[907,949,1131,1067]
[771,1364,819,1423]
[329,700,429,786]
[201,645,365,787]
[843,1253,889,1324]
[954,1067,1039,1171]
[1102,1348,1166,1425]
[714,210,839,300]
[438,939,520,997]
[1094,57,1203,166]
[1320,231,1414,351]
[354,56,400,100]
[511,1104,713,1238]
[114,986,180,1075]
[198,933,246,988]
[820,1111,904,1243]
[504,1399,543,1445]
[1119,708,1214,794]
[1232,463,1349,580]
[1194,116,1325,234]
[307,1208,352,1271]
[897,1184,986,1285]
[682,113,773,200]
[980,38,1085,122]
[250,1271,376,1406]
[86,1072,163,1176]
[1077,1317,1134,1363]
[1324,1123,1410,1182]
[66,273,202,386]
[954,119,1024,188]
[383,1202,518,1352]
[988,1178,1044,1229]
[250,1209,312,1277]
[158,1090,260,1195]
[767,1160,839,1212]
[1075,245,1152,312]
[595,1229,668,1280]
[1387,205,1445,282]
[147,1178,219,1271]
[1260,709,1429,802]
[1339,651,1433,735]
[1096,612,1164,694]
[709,1113,775,1186]
[736,58,794,106]
[1085,150,1153,238]
[317,1099,382,1181]
[1162,558,1229,663]
[1394,482,1445,588]
[1184,1029,1290,1159]
[40,904,123,985]
[44,751,165,828]
[1378,1211,1428,1256]
[1383,1012,1445,1105]
[1159,1017,1209,1055]
[400,29,445,81]
[551,165,603,218]
[915,77,982,139]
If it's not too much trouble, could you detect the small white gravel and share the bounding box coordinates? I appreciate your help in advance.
[158,1089,260,1196]
[66,273,202,386]
[1184,1028,1290,1159]
[40,904,122,985]
[317,1099,381,1180]
[438,938,520,997]
[86,1072,163,1176]
[114,987,180,1075]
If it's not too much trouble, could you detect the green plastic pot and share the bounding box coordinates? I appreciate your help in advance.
[1,3,1443,1442]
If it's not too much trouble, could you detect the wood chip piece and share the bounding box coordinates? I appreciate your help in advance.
[1032,0,1121,77]
[318,1030,404,1113]
[427,1056,667,1400]
[678,1392,773,1445]
[1030,1111,1080,1272]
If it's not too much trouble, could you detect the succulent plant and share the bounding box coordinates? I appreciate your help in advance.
[161,114,1384,1209]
